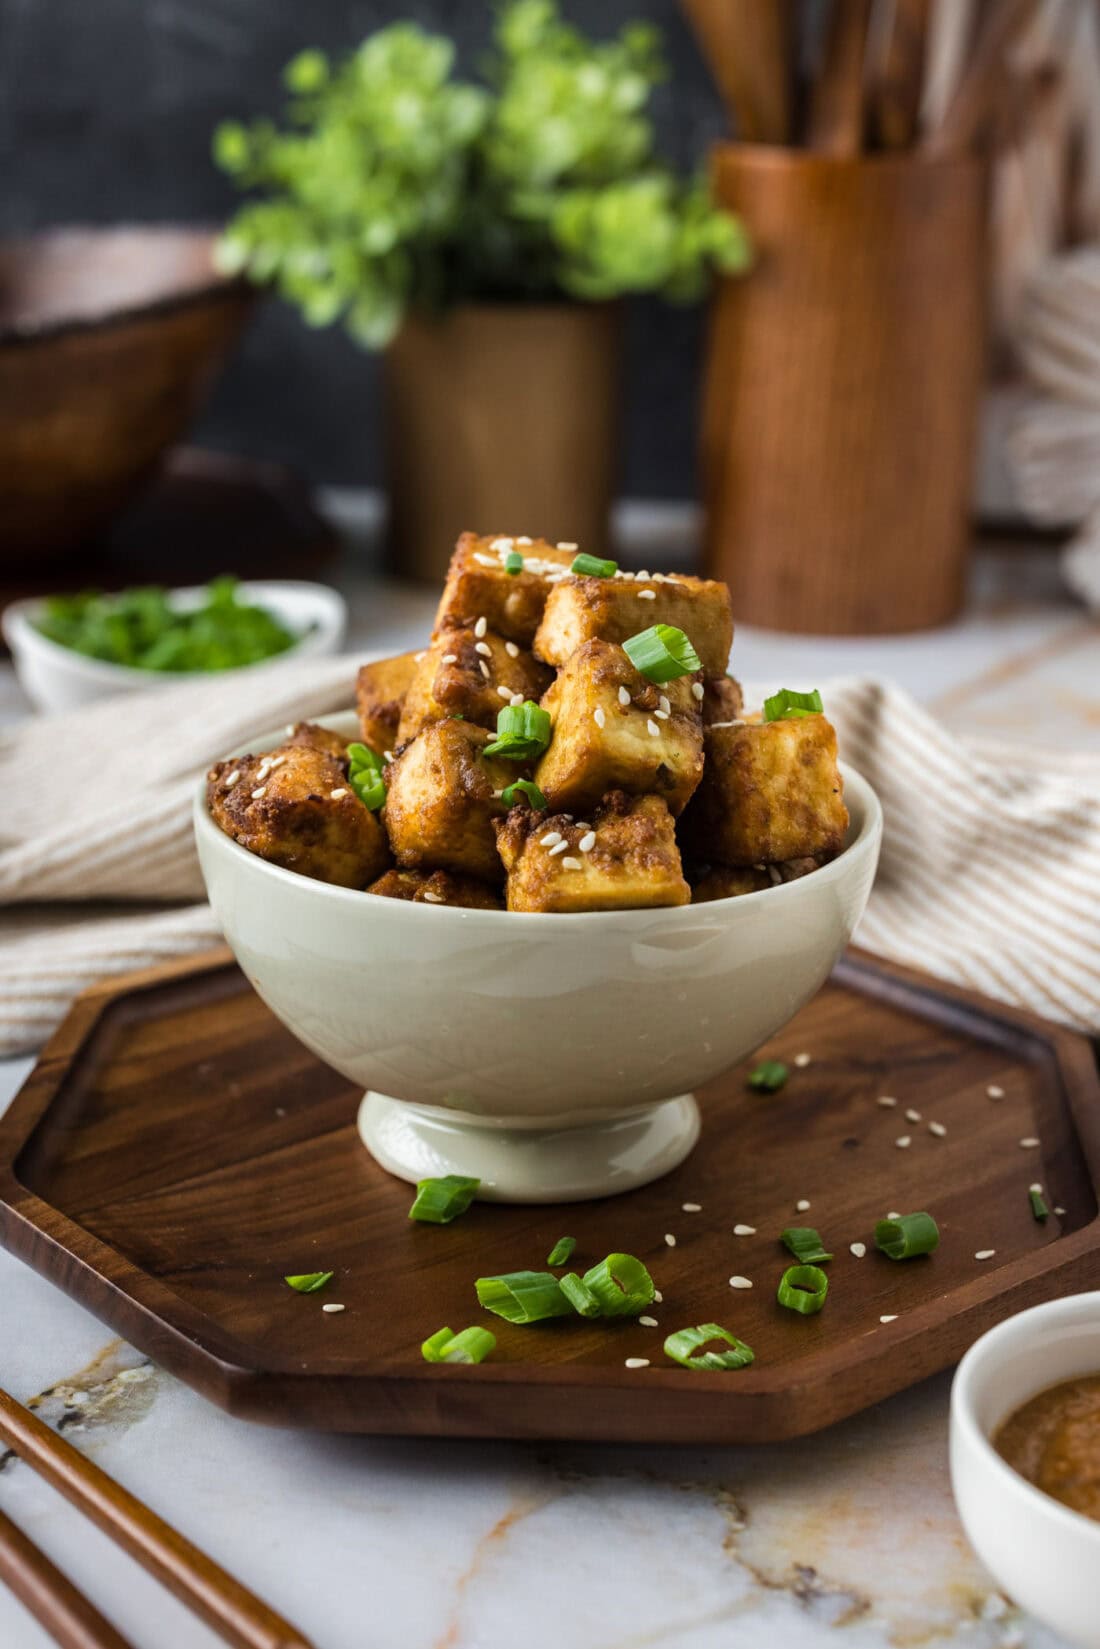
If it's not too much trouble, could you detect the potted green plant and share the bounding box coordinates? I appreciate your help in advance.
[214,0,748,580]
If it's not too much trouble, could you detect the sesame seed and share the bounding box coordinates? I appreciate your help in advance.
[681,1202,702,1213]
[497,685,512,699]
[850,1242,867,1258]
[796,1199,811,1212]
[475,640,492,657]
[594,707,606,728]
[384,751,394,762]
[987,1085,1005,1099]
[420,891,444,904]
[880,1314,898,1324]
[887,1211,900,1220]
[441,653,458,664]
[250,787,266,800]
[639,1315,659,1328]
[905,1108,922,1123]
[561,856,583,871]
[895,1135,911,1148]
[654,709,669,721]
[548,841,569,857]
[224,769,240,786]
[510,693,524,706]
[322,1303,345,1314]
[489,539,512,554]
[658,695,671,714]
[617,687,631,707]
[877,1095,898,1108]
[1019,1137,1040,1149]
[285,724,296,736]
[928,1121,947,1137]
[556,541,578,551]
[505,640,520,657]
[415,650,427,662]
[624,1357,649,1369]
[664,1233,677,1247]
[479,660,491,679]
[474,552,498,567]
[975,1249,996,1261]
[540,831,563,847]
[330,788,348,799]
[729,1276,753,1289]
[517,535,532,544]
[733,1224,755,1236]
[1029,1182,1043,1194]
[647,719,660,737]
[1055,1206,1066,1216]
[268,755,286,768]
[578,831,596,852]
[653,1289,663,1303]
[794,1052,811,1067]
[474,616,488,638]
[638,589,657,600]
[692,681,705,701]
[637,570,651,581]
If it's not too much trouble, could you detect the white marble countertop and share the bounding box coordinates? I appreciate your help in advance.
[0,501,1097,1649]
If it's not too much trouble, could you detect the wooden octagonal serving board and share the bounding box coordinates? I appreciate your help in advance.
[1,947,1098,1444]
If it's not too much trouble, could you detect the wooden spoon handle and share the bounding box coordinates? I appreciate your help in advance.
[0,1504,134,1649]
[807,0,875,155]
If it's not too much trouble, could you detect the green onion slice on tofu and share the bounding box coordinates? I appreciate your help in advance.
[747,1060,788,1092]
[559,1273,601,1317]
[570,553,618,578]
[501,779,548,810]
[475,1270,574,1324]
[347,742,387,810]
[504,551,525,574]
[1030,1188,1050,1222]
[579,1253,655,1316]
[763,688,824,722]
[874,1212,939,1259]
[780,1226,834,1264]
[483,702,552,761]
[664,1323,755,1371]
[777,1263,828,1315]
[546,1235,576,1267]
[284,1271,333,1294]
[622,624,701,684]
[408,1174,480,1224]
[421,1326,496,1364]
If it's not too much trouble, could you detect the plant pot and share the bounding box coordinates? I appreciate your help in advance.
[385,302,621,583]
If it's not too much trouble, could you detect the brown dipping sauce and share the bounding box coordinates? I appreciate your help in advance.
[995,1375,1100,1522]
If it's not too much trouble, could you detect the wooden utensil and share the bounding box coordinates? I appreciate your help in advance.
[868,0,932,149]
[807,0,875,153]
[0,1505,134,1649]
[680,0,793,143]
[0,1386,313,1649]
[926,0,1043,153]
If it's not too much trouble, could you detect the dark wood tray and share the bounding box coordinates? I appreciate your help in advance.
[1,948,1097,1444]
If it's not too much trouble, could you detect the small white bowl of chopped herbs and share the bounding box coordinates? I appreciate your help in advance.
[2,577,347,712]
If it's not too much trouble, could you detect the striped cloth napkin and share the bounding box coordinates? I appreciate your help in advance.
[1,663,1097,1057]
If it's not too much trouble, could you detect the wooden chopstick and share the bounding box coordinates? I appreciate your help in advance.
[807,0,876,154]
[925,0,1043,154]
[868,0,932,149]
[0,1386,314,1649]
[0,1505,134,1649]
[681,0,793,143]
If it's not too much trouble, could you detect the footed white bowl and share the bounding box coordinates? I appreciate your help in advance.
[194,712,881,1201]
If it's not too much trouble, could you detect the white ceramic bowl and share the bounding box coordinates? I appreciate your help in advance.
[195,712,882,1201]
[2,579,346,713]
[951,1293,1100,1648]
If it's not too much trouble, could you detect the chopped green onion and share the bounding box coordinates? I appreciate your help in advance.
[874,1212,939,1259]
[421,1326,496,1364]
[579,1253,655,1317]
[1030,1188,1050,1222]
[763,688,824,723]
[559,1273,601,1317]
[475,1271,573,1324]
[570,553,618,579]
[747,1060,788,1093]
[622,624,701,684]
[408,1174,480,1225]
[780,1227,834,1264]
[546,1236,576,1267]
[482,701,552,761]
[284,1271,333,1294]
[502,779,548,810]
[664,1323,755,1371]
[777,1263,828,1315]
[504,551,524,575]
[347,741,386,811]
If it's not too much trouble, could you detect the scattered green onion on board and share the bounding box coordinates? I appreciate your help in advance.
[1029,1188,1050,1222]
[780,1227,834,1264]
[622,624,701,684]
[483,701,553,761]
[546,1236,576,1267]
[559,1273,601,1317]
[578,1253,655,1317]
[475,1271,573,1324]
[347,742,387,811]
[421,1326,496,1364]
[874,1212,940,1260]
[501,779,548,810]
[408,1174,480,1225]
[747,1060,789,1093]
[570,553,618,579]
[664,1323,755,1371]
[504,551,524,575]
[763,688,824,723]
[777,1264,828,1315]
[284,1271,333,1294]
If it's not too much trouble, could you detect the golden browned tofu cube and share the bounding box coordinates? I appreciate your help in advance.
[680,715,849,867]
[356,652,421,755]
[434,532,578,646]
[533,572,733,677]
[396,626,551,745]
[702,674,744,727]
[533,639,703,816]
[207,742,389,888]
[367,868,502,909]
[691,856,823,901]
[383,719,516,884]
[283,721,350,759]
[495,792,690,912]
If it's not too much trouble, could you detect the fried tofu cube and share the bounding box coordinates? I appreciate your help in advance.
[533,572,733,678]
[495,792,690,912]
[383,719,516,884]
[356,651,421,755]
[680,715,849,867]
[283,721,350,760]
[533,640,704,816]
[434,532,578,646]
[688,858,821,902]
[207,742,389,888]
[702,674,744,727]
[367,868,502,909]
[396,626,551,745]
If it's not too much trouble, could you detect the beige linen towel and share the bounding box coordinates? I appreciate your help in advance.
[1,666,1098,1055]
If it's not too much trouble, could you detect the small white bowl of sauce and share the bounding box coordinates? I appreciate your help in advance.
[951,1292,1100,1648]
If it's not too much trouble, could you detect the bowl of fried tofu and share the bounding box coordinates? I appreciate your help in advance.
[196,532,882,1201]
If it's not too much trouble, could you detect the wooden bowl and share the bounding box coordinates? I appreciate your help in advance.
[0,227,255,566]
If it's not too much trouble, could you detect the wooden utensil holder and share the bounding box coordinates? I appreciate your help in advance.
[701,145,989,634]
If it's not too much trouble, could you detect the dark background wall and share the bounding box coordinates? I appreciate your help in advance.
[0,0,729,499]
